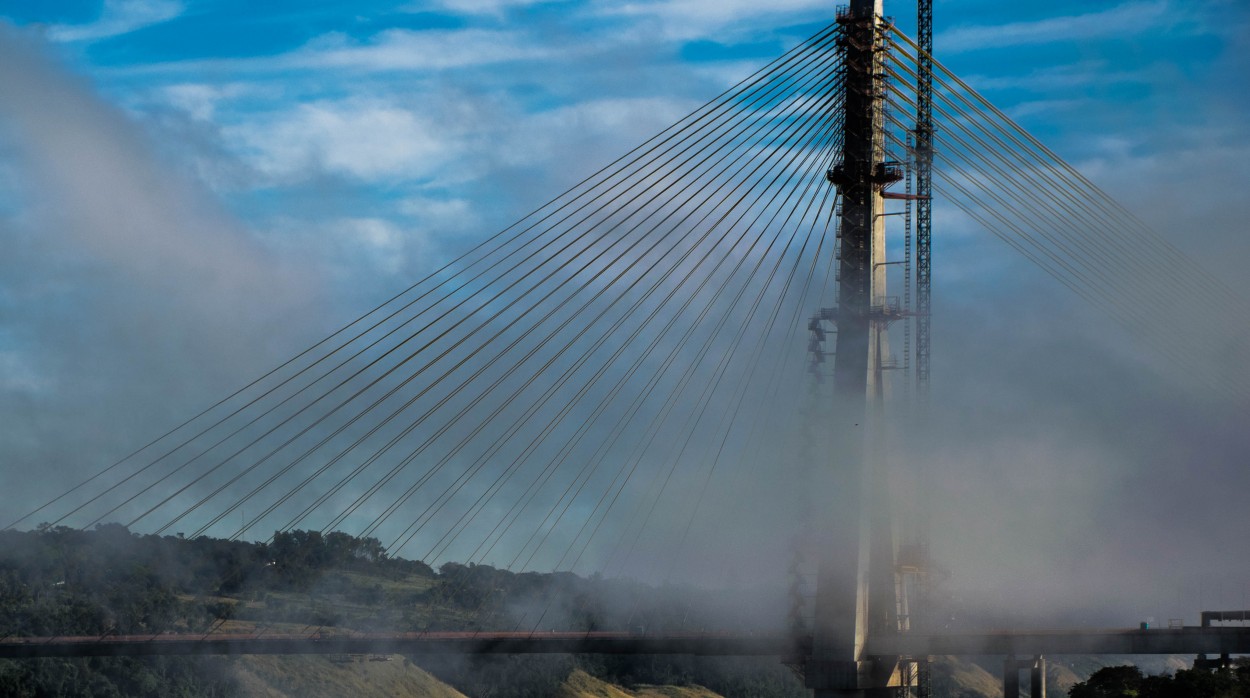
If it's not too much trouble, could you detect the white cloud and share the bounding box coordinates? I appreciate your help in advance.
[399,196,481,234]
[1001,98,1087,121]
[531,97,694,139]
[961,63,1158,93]
[689,59,772,89]
[259,214,436,285]
[48,0,183,43]
[158,83,252,121]
[597,0,828,39]
[341,217,410,275]
[227,99,454,183]
[937,1,1173,53]
[114,27,556,77]
[494,96,698,171]
[293,28,554,71]
[412,0,556,18]
[220,91,699,194]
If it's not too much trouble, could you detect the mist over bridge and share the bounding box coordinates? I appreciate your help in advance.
[8,625,1250,660]
[3,1,1249,697]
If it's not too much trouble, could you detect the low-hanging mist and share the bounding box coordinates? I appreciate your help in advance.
[0,1,1248,641]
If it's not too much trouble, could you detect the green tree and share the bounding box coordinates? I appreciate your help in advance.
[1069,665,1144,698]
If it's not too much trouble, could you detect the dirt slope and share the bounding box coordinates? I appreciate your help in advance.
[231,654,469,698]
[559,669,724,698]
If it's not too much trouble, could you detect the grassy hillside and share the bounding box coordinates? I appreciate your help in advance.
[231,661,730,698]
[932,656,1004,698]
[560,669,724,698]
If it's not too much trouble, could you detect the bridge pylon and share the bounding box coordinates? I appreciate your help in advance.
[804,1,905,695]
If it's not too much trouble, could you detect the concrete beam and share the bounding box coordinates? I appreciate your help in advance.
[869,627,1250,656]
[1001,655,1045,698]
[0,632,801,659]
[8,626,1250,659]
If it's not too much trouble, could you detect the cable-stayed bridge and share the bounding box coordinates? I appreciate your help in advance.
[4,1,1249,696]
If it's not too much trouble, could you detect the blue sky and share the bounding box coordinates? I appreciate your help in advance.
[1,0,1249,621]
[3,0,1245,303]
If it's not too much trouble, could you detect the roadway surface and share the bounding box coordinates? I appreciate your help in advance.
[4,626,1250,658]
[0,631,800,658]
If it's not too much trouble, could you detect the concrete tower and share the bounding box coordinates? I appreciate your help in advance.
[806,0,902,695]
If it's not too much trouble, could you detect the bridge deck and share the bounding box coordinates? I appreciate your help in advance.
[0,631,800,658]
[872,626,1250,657]
[4,627,1250,658]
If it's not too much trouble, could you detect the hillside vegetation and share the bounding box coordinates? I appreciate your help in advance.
[4,525,1218,698]
[0,525,804,697]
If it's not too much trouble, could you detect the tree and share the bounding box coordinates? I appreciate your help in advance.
[1069,665,1144,698]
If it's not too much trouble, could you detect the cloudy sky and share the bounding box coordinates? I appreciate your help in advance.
[1,0,1249,627]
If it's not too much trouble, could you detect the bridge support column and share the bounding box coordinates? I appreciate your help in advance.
[1003,658,1020,698]
[1194,653,1232,670]
[1002,655,1046,698]
[806,0,897,696]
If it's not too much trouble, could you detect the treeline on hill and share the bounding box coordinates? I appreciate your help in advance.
[0,524,435,637]
[1069,663,1250,698]
[0,524,804,698]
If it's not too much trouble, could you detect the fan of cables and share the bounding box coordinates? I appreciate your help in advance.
[8,21,851,610]
[881,25,1250,402]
